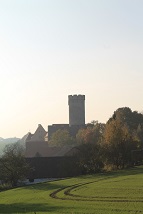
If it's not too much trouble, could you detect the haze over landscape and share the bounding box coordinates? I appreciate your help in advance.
[0,0,143,138]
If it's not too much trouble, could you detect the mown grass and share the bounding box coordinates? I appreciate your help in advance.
[0,166,143,214]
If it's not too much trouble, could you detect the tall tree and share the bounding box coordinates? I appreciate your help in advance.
[75,122,105,173]
[103,119,138,169]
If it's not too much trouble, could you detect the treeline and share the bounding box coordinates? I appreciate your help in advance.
[49,107,143,173]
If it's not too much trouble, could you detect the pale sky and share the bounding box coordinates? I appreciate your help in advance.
[0,0,143,138]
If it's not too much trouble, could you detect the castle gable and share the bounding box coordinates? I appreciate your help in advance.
[30,124,47,142]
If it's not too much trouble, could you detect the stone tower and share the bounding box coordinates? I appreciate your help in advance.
[68,94,85,127]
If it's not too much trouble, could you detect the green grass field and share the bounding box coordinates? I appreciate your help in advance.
[0,166,143,214]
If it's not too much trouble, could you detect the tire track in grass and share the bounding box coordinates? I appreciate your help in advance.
[50,178,143,203]
[50,182,143,213]
[64,184,143,202]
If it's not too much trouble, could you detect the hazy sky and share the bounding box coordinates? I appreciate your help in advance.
[0,0,143,138]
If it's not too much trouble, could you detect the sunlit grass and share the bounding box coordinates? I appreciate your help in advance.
[0,166,143,213]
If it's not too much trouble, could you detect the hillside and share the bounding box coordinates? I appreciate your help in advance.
[0,166,143,213]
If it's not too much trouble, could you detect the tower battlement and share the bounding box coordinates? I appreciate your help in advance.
[68,95,85,105]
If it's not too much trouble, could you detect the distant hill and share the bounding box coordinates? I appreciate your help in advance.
[0,137,20,156]
[0,137,4,142]
[0,137,20,144]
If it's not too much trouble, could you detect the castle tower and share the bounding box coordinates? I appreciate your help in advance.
[68,94,85,127]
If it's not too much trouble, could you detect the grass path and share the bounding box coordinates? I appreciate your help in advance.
[0,166,143,214]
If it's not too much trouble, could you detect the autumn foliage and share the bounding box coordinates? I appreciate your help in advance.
[76,107,143,172]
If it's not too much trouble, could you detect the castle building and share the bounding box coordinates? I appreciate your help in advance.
[25,94,85,158]
[48,94,85,140]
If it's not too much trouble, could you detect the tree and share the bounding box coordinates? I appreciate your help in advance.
[75,122,105,173]
[103,119,138,169]
[0,143,30,187]
[108,107,143,131]
[48,129,75,147]
[76,122,105,145]
[103,107,143,169]
[135,124,143,148]
[75,143,103,174]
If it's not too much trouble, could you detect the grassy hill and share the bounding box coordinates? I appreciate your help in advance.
[0,166,143,214]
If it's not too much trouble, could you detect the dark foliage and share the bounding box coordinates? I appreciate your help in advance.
[0,143,30,187]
